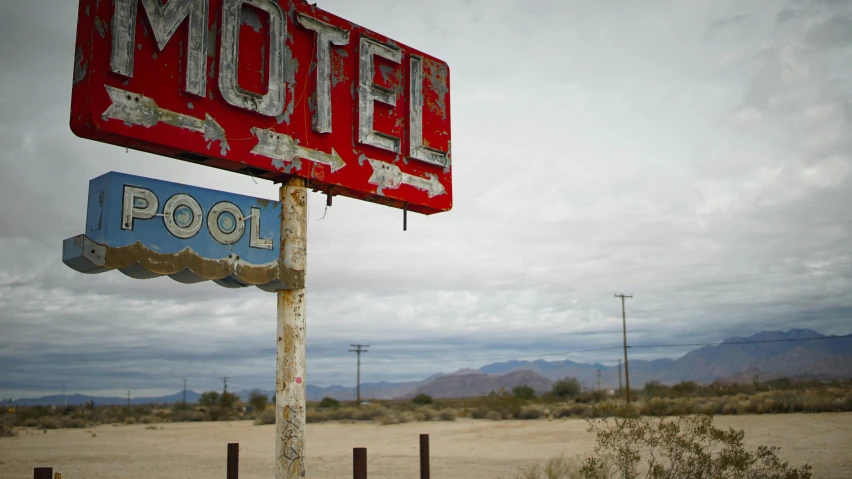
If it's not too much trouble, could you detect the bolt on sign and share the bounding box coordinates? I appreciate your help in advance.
[63,172,296,291]
[71,0,452,215]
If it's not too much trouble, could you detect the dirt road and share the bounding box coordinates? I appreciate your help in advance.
[1,413,850,479]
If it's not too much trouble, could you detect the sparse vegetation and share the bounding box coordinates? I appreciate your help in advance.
[513,405,811,479]
[4,379,850,430]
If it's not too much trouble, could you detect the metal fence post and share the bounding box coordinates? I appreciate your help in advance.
[33,467,52,479]
[420,434,430,479]
[353,447,367,479]
[227,443,239,479]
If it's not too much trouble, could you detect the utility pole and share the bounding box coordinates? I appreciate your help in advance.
[618,359,623,393]
[222,377,230,394]
[182,379,188,406]
[614,294,633,404]
[596,369,601,392]
[349,344,369,404]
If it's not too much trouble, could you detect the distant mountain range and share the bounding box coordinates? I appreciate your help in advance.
[11,329,852,405]
[10,391,201,407]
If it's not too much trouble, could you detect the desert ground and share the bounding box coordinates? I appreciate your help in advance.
[1,413,850,479]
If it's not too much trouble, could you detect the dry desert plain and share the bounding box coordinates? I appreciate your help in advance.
[1,413,851,479]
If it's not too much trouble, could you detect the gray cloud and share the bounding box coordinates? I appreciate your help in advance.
[1,0,851,399]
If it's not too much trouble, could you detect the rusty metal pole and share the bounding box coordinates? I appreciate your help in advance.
[33,468,52,479]
[420,434,430,479]
[227,443,239,479]
[277,178,308,479]
[353,447,367,479]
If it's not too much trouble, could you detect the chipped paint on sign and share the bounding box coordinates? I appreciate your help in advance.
[367,159,446,198]
[71,0,452,215]
[251,129,345,173]
[102,86,230,154]
[62,172,300,291]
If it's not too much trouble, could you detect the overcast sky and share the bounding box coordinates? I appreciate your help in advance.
[1,0,851,400]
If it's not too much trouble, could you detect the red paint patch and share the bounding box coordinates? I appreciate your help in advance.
[296,377,303,384]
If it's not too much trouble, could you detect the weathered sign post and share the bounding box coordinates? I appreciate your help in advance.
[66,1,452,477]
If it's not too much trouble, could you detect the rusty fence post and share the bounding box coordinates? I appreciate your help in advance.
[33,467,52,479]
[353,447,367,479]
[420,434,430,479]
[227,443,239,479]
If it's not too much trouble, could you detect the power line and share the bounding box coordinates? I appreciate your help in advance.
[348,345,369,403]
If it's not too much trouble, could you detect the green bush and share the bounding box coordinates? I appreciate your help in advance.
[319,397,340,409]
[0,423,15,437]
[21,418,38,427]
[552,378,581,399]
[249,391,268,412]
[412,394,433,406]
[513,385,537,400]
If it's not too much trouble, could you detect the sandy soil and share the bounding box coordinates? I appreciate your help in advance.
[1,413,850,479]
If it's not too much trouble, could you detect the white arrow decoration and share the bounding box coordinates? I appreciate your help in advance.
[250,128,346,173]
[366,159,446,198]
[102,85,230,155]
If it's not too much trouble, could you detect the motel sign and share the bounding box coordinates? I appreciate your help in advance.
[71,0,452,214]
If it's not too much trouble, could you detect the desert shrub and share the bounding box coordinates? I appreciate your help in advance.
[470,407,488,419]
[552,378,581,399]
[0,423,15,437]
[173,410,206,422]
[581,404,812,479]
[249,391,268,412]
[513,385,537,400]
[254,408,276,425]
[438,410,456,421]
[485,410,502,421]
[644,380,670,399]
[306,409,330,423]
[640,397,671,416]
[61,417,87,428]
[516,455,617,479]
[420,407,437,421]
[518,406,544,420]
[377,411,403,425]
[670,380,698,396]
[21,418,38,427]
[139,415,156,424]
[124,417,137,425]
[39,417,61,429]
[570,403,590,417]
[219,392,239,409]
[199,391,220,407]
[319,397,340,409]
[412,394,433,406]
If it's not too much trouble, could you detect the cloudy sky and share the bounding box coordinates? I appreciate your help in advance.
[1,0,851,400]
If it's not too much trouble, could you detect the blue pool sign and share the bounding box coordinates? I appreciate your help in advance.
[63,172,300,291]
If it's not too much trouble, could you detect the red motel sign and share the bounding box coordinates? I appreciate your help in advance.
[71,0,452,214]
